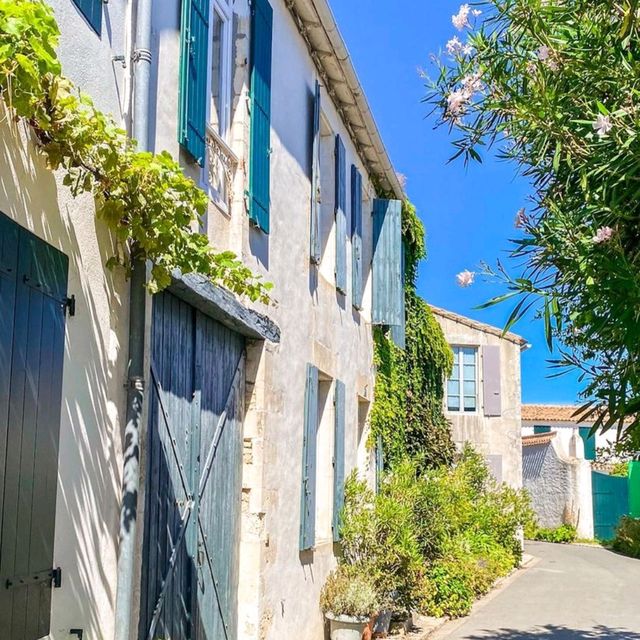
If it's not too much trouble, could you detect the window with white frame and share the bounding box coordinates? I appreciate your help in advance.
[447,346,478,412]
[204,0,237,214]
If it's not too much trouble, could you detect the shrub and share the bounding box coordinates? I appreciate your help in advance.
[319,565,379,619]
[527,524,577,544]
[610,461,629,477]
[338,447,531,618]
[612,517,640,559]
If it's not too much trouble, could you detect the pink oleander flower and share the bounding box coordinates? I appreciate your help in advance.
[446,36,463,56]
[452,4,471,30]
[592,114,613,139]
[592,226,614,244]
[514,207,528,229]
[447,88,470,117]
[456,270,475,287]
[462,72,482,94]
[537,45,551,61]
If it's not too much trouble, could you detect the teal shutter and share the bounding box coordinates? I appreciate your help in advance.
[0,213,68,640]
[372,199,403,327]
[350,166,363,309]
[389,243,406,348]
[332,380,346,542]
[310,81,322,263]
[375,435,384,494]
[533,425,551,434]
[335,135,347,293]
[72,0,102,34]
[300,364,318,551]
[248,0,273,233]
[178,0,210,166]
[579,427,597,460]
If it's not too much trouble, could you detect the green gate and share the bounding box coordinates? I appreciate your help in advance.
[592,470,629,540]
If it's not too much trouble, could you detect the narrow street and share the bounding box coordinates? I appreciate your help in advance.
[435,542,640,639]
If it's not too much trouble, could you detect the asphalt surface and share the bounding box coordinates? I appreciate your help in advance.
[436,541,640,639]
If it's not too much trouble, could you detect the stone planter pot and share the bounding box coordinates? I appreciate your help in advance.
[372,609,392,635]
[326,613,370,640]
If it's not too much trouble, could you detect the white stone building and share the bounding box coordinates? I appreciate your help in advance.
[0,1,405,640]
[431,306,528,489]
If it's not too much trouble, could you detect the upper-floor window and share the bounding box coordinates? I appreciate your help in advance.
[72,0,102,34]
[447,346,478,412]
[204,0,237,214]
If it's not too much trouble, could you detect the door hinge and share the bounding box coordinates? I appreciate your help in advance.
[65,295,76,317]
[5,566,61,590]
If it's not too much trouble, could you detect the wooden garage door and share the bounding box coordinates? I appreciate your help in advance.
[139,291,245,640]
[0,213,68,640]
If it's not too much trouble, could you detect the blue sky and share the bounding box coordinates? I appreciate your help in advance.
[331,0,582,404]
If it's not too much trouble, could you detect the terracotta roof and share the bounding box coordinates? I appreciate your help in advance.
[429,305,528,347]
[522,404,591,424]
[522,431,557,447]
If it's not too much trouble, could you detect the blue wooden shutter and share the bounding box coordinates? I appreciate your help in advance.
[300,364,318,551]
[389,242,406,348]
[310,81,322,263]
[375,434,384,494]
[332,380,346,542]
[482,345,502,416]
[351,166,363,309]
[335,135,347,293]
[178,0,210,165]
[579,427,597,461]
[372,199,403,328]
[72,0,102,34]
[248,0,273,233]
[0,214,68,640]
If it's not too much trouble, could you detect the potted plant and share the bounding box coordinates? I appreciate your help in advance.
[320,565,379,640]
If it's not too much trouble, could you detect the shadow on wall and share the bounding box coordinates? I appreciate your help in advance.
[0,114,125,636]
[463,626,640,639]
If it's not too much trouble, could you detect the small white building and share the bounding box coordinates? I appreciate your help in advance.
[431,306,528,489]
[522,404,619,461]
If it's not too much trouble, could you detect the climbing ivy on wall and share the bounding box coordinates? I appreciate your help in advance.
[370,199,455,470]
[0,0,271,299]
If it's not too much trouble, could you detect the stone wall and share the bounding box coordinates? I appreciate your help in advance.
[523,436,594,538]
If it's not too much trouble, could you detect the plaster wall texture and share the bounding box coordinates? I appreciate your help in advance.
[0,4,132,639]
[149,2,378,638]
[523,438,594,538]
[433,313,523,489]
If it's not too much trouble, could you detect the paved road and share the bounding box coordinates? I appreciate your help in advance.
[435,541,640,639]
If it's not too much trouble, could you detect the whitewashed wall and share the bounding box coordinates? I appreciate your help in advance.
[1,1,131,636]
[149,0,380,638]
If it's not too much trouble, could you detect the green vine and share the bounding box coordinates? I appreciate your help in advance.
[0,0,271,300]
[370,197,455,470]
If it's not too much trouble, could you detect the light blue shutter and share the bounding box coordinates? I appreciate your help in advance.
[310,81,322,263]
[72,0,102,34]
[351,166,363,309]
[248,0,273,233]
[389,243,406,348]
[332,380,346,542]
[372,199,403,327]
[300,364,318,551]
[375,434,384,494]
[178,0,210,165]
[335,135,347,293]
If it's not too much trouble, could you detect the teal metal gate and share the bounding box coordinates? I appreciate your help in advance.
[139,291,245,640]
[592,470,629,540]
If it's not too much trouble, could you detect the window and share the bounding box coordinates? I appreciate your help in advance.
[203,0,237,215]
[447,346,478,412]
[72,0,102,34]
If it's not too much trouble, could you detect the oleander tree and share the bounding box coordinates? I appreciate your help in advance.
[426,1,640,447]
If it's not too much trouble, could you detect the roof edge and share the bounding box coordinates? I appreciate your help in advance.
[429,305,527,347]
[285,0,404,199]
